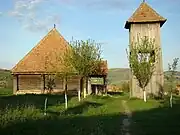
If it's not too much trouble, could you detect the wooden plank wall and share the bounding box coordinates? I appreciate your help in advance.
[15,75,80,94]
[18,75,41,90]
[129,23,164,98]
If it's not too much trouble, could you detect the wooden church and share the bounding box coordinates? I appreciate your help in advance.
[11,27,108,95]
[125,1,167,98]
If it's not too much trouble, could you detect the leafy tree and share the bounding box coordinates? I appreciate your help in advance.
[56,49,77,108]
[67,39,103,98]
[165,58,179,108]
[44,51,75,108]
[126,36,158,102]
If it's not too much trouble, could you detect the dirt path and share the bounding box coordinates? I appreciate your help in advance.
[121,100,132,135]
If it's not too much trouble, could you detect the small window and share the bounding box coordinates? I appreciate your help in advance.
[137,50,155,63]
[138,52,150,62]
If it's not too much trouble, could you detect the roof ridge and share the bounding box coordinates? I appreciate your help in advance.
[12,28,63,72]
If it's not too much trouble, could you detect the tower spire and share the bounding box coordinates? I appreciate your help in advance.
[143,0,146,2]
[54,24,56,28]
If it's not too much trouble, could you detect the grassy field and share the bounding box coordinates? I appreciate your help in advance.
[0,88,180,135]
[127,97,180,135]
[0,88,128,135]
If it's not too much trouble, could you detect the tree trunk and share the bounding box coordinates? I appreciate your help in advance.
[143,88,147,102]
[170,91,173,108]
[83,87,86,98]
[83,77,86,98]
[78,77,83,102]
[64,77,68,109]
[44,97,48,115]
[65,90,67,109]
[78,89,81,102]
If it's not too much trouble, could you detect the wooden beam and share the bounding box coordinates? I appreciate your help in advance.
[43,74,45,90]
[103,76,107,94]
[13,74,18,94]
[17,75,19,91]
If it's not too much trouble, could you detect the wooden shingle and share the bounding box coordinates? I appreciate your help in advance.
[12,28,69,74]
[125,2,166,29]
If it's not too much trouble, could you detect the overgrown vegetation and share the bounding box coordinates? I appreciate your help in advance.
[165,58,179,108]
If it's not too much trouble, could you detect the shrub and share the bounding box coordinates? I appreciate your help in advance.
[121,81,130,93]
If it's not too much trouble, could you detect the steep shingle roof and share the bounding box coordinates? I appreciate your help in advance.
[12,28,108,75]
[12,28,69,74]
[125,2,166,29]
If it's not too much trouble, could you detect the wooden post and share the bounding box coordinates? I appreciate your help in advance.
[87,78,92,95]
[103,76,106,94]
[95,85,98,95]
[13,74,18,95]
[41,74,45,93]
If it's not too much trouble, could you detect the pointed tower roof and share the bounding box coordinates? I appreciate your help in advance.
[125,1,166,29]
[12,28,69,74]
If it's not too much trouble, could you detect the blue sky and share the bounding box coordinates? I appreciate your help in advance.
[0,0,180,70]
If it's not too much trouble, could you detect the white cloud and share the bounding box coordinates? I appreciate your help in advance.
[8,0,60,32]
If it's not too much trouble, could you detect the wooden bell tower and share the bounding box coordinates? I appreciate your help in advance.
[125,1,167,98]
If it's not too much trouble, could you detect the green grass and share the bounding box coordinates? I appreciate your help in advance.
[1,88,180,135]
[0,89,127,135]
[127,97,180,135]
[0,88,13,95]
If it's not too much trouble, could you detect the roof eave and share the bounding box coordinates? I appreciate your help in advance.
[160,19,167,27]
[124,21,130,29]
[124,19,167,29]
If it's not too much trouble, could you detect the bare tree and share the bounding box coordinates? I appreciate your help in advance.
[165,58,179,108]
[126,36,158,102]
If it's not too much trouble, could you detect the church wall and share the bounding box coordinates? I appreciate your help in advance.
[15,74,81,95]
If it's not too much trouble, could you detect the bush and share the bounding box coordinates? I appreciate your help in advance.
[121,81,130,93]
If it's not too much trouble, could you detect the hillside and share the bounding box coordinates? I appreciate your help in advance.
[0,69,11,80]
[0,69,12,88]
[107,68,180,86]
[107,68,130,86]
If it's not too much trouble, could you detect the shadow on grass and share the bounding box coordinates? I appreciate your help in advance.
[107,91,124,96]
[47,101,103,116]
[64,101,103,115]
[130,96,180,135]
[0,93,75,111]
[0,114,124,135]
